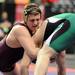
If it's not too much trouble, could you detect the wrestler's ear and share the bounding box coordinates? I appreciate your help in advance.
[23,14,27,23]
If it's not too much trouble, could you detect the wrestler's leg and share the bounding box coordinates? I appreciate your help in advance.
[56,50,66,75]
[49,50,66,75]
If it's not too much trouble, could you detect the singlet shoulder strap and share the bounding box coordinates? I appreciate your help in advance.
[14,22,25,26]
[14,22,33,36]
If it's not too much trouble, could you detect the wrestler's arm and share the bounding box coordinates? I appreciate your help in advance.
[19,20,46,75]
[20,21,48,75]
[34,44,55,75]
[32,20,48,46]
[14,25,39,59]
[32,20,52,75]
[21,52,31,75]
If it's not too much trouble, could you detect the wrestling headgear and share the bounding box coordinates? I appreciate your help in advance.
[24,3,41,16]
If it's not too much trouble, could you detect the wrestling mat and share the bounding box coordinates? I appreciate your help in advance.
[0,63,75,75]
[29,64,75,75]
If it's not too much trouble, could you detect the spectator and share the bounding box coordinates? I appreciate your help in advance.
[0,11,12,35]
[0,11,12,40]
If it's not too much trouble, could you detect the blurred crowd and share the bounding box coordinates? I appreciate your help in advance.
[0,11,12,40]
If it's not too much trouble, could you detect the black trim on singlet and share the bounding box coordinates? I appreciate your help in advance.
[50,20,70,43]
[43,19,66,42]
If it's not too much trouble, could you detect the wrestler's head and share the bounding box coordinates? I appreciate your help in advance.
[23,3,42,34]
